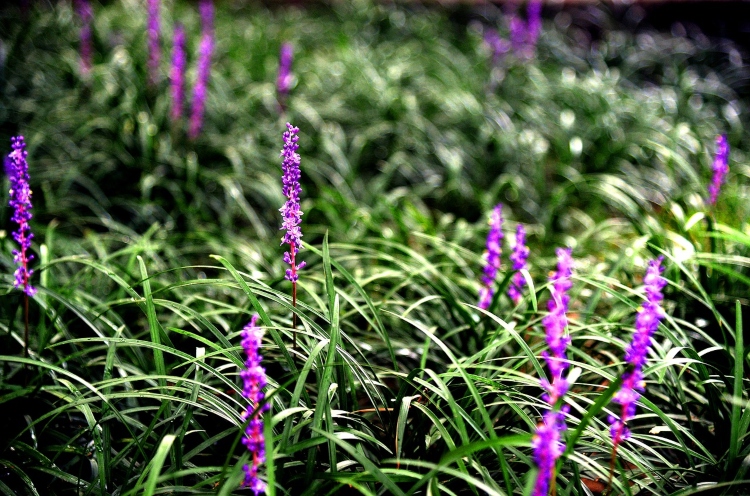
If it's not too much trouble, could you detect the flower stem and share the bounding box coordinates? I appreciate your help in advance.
[291,241,298,349]
[606,403,627,495]
[292,282,298,348]
[24,293,29,359]
[606,444,618,496]
[551,472,557,496]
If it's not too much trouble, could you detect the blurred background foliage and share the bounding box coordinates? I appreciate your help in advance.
[1,0,750,494]
[1,0,747,254]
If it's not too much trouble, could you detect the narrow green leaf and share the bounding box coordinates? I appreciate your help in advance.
[307,295,341,481]
[138,256,166,390]
[730,299,744,465]
[323,231,336,321]
[211,255,298,375]
[311,428,407,496]
[143,434,176,496]
[563,375,623,459]
[305,241,398,369]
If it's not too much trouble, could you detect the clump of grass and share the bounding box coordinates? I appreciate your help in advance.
[1,1,749,495]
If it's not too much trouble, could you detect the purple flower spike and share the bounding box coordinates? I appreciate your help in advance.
[502,2,542,60]
[541,248,573,391]
[188,0,214,140]
[76,0,93,76]
[532,410,566,496]
[240,315,269,494]
[198,0,215,34]
[170,24,187,122]
[609,257,667,447]
[5,136,36,297]
[708,134,730,205]
[483,27,510,64]
[280,123,306,282]
[147,0,160,86]
[533,247,574,493]
[508,14,527,56]
[478,204,503,310]
[527,1,542,53]
[277,43,294,106]
[508,224,530,305]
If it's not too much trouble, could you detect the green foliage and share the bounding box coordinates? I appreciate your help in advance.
[1,0,749,494]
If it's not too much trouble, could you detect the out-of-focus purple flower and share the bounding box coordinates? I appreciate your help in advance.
[147,0,160,86]
[532,410,566,496]
[478,204,503,310]
[609,257,667,447]
[198,0,214,33]
[277,43,294,106]
[483,27,510,64]
[280,123,306,282]
[527,1,542,53]
[240,314,269,494]
[708,134,730,205]
[508,14,527,55]
[5,136,36,297]
[533,247,574,494]
[170,24,187,122]
[508,224,530,305]
[76,0,93,76]
[502,2,543,60]
[541,247,573,393]
[188,0,214,140]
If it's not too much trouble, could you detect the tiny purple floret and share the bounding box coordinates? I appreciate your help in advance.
[609,257,667,447]
[240,315,269,494]
[170,24,187,122]
[147,0,161,86]
[5,136,36,297]
[478,204,503,310]
[188,0,214,140]
[280,123,306,282]
[708,134,730,205]
[508,224,530,305]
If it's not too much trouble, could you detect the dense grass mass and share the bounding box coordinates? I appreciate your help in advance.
[1,1,750,494]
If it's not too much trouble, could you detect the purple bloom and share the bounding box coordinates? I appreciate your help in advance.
[508,14,527,56]
[277,43,294,106]
[280,123,306,282]
[609,257,667,446]
[240,315,269,494]
[508,224,530,305]
[483,27,510,64]
[170,24,187,122]
[708,134,730,205]
[541,248,573,393]
[503,2,543,60]
[147,0,161,86]
[478,204,503,310]
[188,0,214,140]
[526,1,542,53]
[5,136,36,297]
[76,0,93,76]
[532,410,566,496]
[533,248,573,494]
